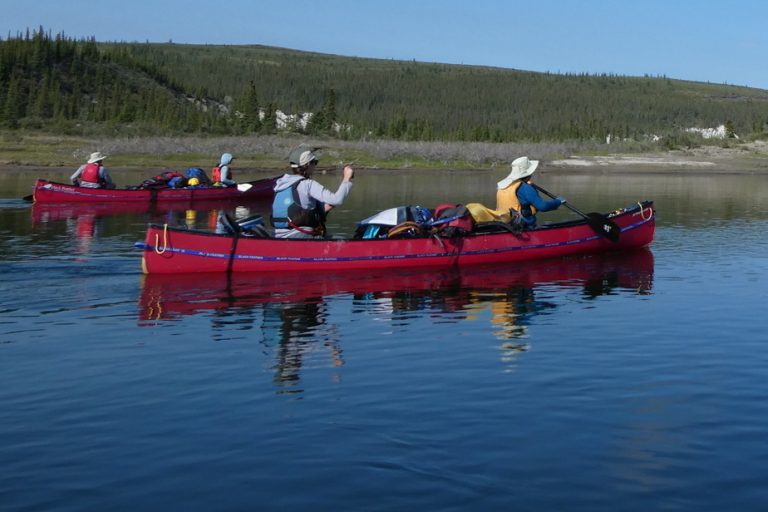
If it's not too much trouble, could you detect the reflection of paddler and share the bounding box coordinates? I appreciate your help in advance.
[460,292,529,340]
[208,209,219,230]
[490,297,529,340]
[261,300,344,389]
[185,209,197,229]
[459,287,550,340]
[75,214,97,256]
[76,214,96,238]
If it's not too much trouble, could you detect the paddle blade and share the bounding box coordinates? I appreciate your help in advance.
[586,213,621,243]
[22,194,34,202]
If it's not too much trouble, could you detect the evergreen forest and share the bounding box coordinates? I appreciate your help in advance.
[2,27,768,143]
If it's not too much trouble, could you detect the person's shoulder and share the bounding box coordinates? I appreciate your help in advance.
[517,181,533,193]
[301,178,321,190]
[275,174,302,188]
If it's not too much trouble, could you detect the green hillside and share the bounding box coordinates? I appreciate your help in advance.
[2,28,768,144]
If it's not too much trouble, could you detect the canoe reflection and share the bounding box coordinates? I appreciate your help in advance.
[30,199,272,225]
[139,250,653,386]
[139,249,654,327]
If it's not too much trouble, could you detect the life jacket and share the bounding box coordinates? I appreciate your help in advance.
[496,181,538,217]
[211,165,233,184]
[80,163,101,185]
[270,179,324,230]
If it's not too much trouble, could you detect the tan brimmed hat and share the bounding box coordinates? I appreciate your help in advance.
[497,156,539,189]
[87,151,107,164]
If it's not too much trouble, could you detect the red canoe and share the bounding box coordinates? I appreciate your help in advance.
[31,177,278,204]
[136,201,655,274]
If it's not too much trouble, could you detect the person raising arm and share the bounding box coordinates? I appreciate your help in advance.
[271,146,354,238]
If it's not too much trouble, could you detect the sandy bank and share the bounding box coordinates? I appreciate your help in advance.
[548,140,768,174]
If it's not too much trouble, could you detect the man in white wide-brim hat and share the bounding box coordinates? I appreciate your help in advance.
[70,151,115,189]
[495,156,565,227]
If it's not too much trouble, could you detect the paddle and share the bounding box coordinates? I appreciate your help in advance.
[314,161,357,173]
[22,194,33,202]
[532,183,621,243]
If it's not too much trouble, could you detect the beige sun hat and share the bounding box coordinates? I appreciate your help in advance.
[497,156,539,189]
[87,151,107,164]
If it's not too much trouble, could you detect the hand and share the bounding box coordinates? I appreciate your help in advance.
[557,197,567,205]
[342,165,355,181]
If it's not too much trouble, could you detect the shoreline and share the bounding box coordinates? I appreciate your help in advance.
[1,140,766,175]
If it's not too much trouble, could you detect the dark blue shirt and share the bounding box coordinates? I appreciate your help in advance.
[516,182,562,225]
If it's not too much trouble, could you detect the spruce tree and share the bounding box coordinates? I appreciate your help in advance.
[260,102,277,134]
[1,73,22,128]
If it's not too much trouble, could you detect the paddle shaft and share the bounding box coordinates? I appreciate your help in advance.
[531,183,621,243]
[532,183,587,218]
[314,161,356,173]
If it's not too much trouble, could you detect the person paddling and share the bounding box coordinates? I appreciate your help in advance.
[70,152,114,189]
[495,156,565,227]
[271,146,354,238]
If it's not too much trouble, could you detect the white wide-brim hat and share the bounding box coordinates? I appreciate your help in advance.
[497,156,539,189]
[87,151,107,164]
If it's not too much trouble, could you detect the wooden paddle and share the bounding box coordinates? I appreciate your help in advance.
[532,183,621,243]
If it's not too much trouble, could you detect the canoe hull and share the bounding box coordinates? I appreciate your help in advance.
[138,201,656,274]
[31,178,276,204]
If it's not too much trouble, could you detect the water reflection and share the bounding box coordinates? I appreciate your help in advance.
[68,213,99,259]
[30,200,270,227]
[261,300,344,390]
[139,250,654,383]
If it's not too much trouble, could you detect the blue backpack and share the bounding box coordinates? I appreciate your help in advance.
[185,167,211,185]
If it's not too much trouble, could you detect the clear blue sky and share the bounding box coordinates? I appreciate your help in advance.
[3,0,767,90]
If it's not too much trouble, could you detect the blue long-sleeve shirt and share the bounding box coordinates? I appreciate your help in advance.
[517,182,562,225]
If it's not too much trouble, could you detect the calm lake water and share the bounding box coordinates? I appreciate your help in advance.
[1,167,768,511]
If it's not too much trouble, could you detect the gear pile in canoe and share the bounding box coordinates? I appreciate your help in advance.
[135,200,655,274]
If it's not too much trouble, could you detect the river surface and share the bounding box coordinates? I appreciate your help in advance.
[1,167,767,511]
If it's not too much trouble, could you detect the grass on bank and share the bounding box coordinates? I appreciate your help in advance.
[1,131,764,171]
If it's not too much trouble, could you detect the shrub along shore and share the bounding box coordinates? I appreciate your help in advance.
[1,133,767,174]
